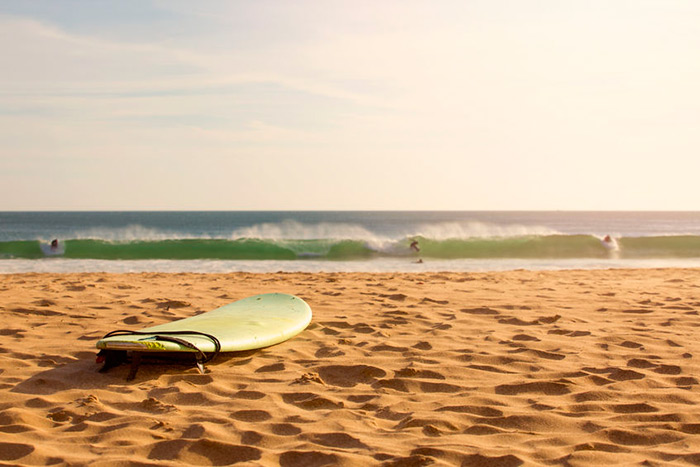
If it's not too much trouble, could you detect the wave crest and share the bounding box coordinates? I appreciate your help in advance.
[230,220,380,241]
[414,221,561,240]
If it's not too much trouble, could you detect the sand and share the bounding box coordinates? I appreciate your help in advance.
[1,269,699,466]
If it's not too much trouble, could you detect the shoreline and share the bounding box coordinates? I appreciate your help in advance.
[1,269,699,465]
[3,258,700,275]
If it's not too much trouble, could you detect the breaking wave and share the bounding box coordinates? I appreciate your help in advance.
[2,230,700,261]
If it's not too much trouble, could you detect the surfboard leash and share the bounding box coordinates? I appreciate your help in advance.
[100,329,222,374]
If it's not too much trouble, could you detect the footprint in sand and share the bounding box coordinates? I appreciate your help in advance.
[652,364,682,375]
[374,378,461,394]
[495,381,571,396]
[122,316,141,325]
[506,348,566,361]
[604,428,684,446]
[421,298,449,305]
[437,405,503,417]
[282,393,344,410]
[316,365,386,387]
[291,372,325,385]
[676,376,698,387]
[314,347,345,358]
[609,402,658,414]
[270,423,301,436]
[24,397,53,408]
[233,390,266,400]
[279,451,338,467]
[560,328,592,341]
[619,340,643,349]
[394,417,459,432]
[368,344,408,353]
[181,424,206,439]
[309,432,369,450]
[230,410,272,422]
[47,409,73,423]
[512,334,540,342]
[412,341,432,350]
[241,431,263,445]
[622,308,654,314]
[462,454,523,467]
[583,367,646,382]
[0,442,35,462]
[351,323,375,334]
[499,317,537,326]
[395,368,445,379]
[627,358,656,369]
[148,439,261,464]
[11,307,63,317]
[139,397,177,413]
[379,293,408,302]
[255,363,285,373]
[468,364,515,374]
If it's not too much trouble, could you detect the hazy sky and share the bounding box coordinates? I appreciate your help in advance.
[1,0,698,210]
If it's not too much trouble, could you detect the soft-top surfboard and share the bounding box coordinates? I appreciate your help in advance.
[96,293,312,379]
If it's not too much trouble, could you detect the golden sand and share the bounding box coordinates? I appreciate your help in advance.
[1,269,699,465]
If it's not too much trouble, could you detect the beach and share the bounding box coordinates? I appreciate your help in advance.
[1,268,699,466]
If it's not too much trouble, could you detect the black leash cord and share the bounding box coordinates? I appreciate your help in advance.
[101,330,221,363]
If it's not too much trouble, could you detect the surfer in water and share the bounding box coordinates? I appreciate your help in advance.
[50,239,59,251]
[601,235,619,258]
[410,239,423,263]
[602,235,616,249]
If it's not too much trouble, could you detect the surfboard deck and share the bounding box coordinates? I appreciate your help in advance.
[96,293,312,379]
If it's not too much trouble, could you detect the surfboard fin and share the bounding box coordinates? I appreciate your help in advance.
[195,360,206,375]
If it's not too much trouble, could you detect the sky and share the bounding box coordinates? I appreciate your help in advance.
[1,0,699,211]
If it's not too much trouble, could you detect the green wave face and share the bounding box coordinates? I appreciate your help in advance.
[416,235,610,259]
[0,241,45,259]
[65,239,299,260]
[617,236,700,258]
[2,235,700,260]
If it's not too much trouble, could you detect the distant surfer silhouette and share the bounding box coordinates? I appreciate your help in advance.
[602,235,616,249]
[50,239,59,251]
[410,239,423,263]
[601,235,619,256]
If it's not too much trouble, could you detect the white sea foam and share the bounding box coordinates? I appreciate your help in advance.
[71,225,208,242]
[412,221,561,240]
[230,220,380,240]
[230,220,560,242]
[227,219,566,257]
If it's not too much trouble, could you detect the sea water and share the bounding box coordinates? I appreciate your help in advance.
[1,211,700,273]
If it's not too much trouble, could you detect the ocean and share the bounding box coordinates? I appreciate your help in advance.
[2,211,700,273]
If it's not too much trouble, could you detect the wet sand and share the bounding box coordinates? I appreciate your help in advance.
[1,269,699,466]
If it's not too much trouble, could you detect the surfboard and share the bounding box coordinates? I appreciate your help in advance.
[96,293,312,379]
